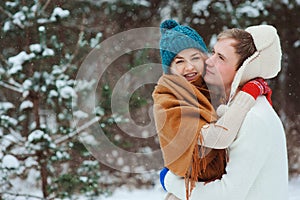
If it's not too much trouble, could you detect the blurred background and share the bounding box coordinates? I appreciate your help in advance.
[0,0,299,199]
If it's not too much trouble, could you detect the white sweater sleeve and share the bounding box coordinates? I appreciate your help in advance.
[165,107,272,200]
[200,91,255,149]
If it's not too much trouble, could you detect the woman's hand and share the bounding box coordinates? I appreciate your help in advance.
[241,78,272,105]
[160,167,170,191]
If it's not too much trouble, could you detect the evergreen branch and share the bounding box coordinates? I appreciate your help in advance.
[69,15,87,65]
[54,116,101,145]
[0,5,13,18]
[9,153,38,160]
[224,1,241,27]
[9,127,26,142]
[0,81,23,93]
[0,5,25,29]
[1,130,25,148]
[0,191,46,200]
[0,53,9,66]
[41,0,52,13]
[8,78,23,88]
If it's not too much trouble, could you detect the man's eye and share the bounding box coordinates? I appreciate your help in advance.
[192,57,200,60]
[219,55,224,60]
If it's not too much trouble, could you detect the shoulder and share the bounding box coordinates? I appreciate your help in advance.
[247,96,283,126]
[238,96,284,139]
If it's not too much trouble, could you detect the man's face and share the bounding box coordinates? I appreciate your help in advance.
[204,38,240,91]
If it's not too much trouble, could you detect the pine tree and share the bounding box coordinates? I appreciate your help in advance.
[0,1,105,198]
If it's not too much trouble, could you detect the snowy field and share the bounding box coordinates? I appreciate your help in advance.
[104,176,300,200]
[5,176,300,199]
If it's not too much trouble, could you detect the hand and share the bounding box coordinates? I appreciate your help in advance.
[160,167,169,191]
[242,78,272,105]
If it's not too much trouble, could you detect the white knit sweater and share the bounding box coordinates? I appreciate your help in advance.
[164,96,289,200]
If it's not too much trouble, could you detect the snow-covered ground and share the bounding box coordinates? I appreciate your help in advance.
[289,176,300,200]
[4,176,300,199]
[105,176,300,200]
[104,185,165,200]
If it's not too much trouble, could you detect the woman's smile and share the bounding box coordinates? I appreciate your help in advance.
[184,72,198,81]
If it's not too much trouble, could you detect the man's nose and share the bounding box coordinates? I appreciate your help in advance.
[205,56,213,66]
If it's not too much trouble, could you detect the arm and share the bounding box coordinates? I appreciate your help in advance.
[200,91,255,149]
[165,109,272,200]
[201,78,272,149]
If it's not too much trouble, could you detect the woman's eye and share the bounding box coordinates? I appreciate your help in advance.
[175,60,184,64]
[192,57,200,60]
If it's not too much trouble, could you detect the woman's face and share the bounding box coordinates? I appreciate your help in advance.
[170,48,206,82]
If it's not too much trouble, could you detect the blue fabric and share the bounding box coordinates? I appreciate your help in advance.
[159,19,208,74]
[160,167,169,191]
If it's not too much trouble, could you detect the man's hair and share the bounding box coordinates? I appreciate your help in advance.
[217,28,257,70]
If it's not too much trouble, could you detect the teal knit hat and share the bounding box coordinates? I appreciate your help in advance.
[159,19,208,74]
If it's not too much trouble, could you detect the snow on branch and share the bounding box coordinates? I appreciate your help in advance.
[0,81,23,93]
[0,191,46,200]
[54,116,101,145]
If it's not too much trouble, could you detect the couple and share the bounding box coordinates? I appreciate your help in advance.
[152,20,288,200]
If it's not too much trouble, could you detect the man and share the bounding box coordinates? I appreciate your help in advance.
[162,25,289,200]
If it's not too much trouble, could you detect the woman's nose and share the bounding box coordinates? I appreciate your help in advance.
[185,61,194,71]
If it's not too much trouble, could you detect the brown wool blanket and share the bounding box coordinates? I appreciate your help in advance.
[152,74,227,199]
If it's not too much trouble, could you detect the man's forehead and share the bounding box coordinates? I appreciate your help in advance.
[215,38,237,48]
[213,38,237,55]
